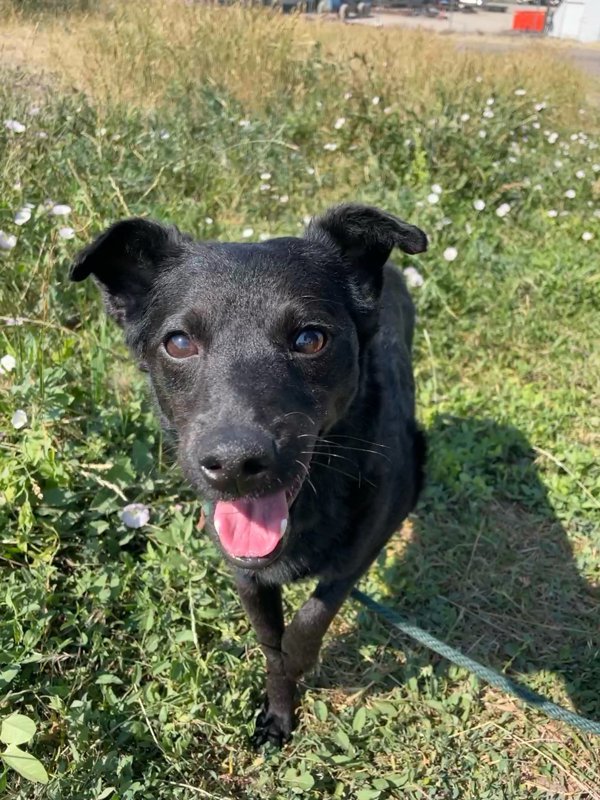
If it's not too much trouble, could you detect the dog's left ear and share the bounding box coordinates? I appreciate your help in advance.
[70,218,188,326]
[306,203,427,299]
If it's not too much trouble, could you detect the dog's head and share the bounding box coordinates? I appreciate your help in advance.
[71,204,426,570]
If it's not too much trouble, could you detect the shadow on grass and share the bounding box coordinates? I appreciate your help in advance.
[320,415,600,722]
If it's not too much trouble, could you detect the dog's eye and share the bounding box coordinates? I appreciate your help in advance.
[164,332,199,359]
[293,328,326,355]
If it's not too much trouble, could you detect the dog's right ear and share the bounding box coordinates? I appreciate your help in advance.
[70,218,186,326]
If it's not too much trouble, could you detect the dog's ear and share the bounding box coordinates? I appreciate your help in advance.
[70,218,186,326]
[306,203,427,299]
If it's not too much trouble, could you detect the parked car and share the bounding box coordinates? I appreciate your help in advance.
[516,0,560,6]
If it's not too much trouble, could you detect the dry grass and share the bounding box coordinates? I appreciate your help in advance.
[0,0,591,117]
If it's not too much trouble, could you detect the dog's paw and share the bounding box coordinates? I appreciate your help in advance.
[251,697,295,749]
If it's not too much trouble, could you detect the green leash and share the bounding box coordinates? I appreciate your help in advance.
[351,588,600,737]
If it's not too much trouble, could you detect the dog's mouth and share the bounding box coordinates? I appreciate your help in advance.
[210,473,305,566]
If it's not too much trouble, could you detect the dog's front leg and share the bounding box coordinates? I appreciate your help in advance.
[281,576,355,686]
[234,573,297,747]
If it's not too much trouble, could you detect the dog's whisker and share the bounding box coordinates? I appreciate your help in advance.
[310,459,376,489]
[320,434,390,449]
[294,459,318,497]
[312,441,392,462]
[310,450,358,467]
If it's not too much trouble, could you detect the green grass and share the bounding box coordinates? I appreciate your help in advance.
[1,3,600,797]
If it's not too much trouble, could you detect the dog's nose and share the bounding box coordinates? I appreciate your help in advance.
[198,428,276,494]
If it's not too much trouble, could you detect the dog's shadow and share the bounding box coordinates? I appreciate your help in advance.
[319,415,600,720]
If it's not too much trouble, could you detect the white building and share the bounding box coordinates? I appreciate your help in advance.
[549,0,600,43]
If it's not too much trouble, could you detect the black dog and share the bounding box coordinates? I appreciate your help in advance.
[71,204,427,745]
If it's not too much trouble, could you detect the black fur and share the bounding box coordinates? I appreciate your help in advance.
[71,203,427,745]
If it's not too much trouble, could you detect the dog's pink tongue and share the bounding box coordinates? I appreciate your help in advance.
[214,491,288,558]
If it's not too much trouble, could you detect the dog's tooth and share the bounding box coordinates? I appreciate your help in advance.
[214,519,220,535]
[280,518,288,536]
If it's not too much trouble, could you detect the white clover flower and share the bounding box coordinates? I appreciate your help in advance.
[204,217,213,226]
[582,231,594,242]
[475,76,483,83]
[594,209,600,218]
[496,203,511,218]
[473,199,485,211]
[306,167,315,175]
[12,180,22,191]
[14,208,31,226]
[344,91,352,100]
[242,227,254,238]
[403,266,424,288]
[443,246,458,262]
[0,354,16,374]
[259,183,270,192]
[11,409,27,429]
[554,159,563,169]
[383,106,393,115]
[533,184,542,191]
[120,503,150,529]
[4,119,26,133]
[37,131,48,140]
[58,227,75,240]
[260,172,271,181]
[51,204,72,216]
[258,233,271,242]
[575,169,586,179]
[478,130,487,139]
[460,113,470,123]
[547,132,559,144]
[547,209,558,218]
[431,184,442,195]
[532,122,540,130]
[334,117,346,130]
[372,96,380,106]
[593,164,600,173]
[279,194,289,204]
[238,119,251,128]
[534,102,546,112]
[482,109,494,119]
[514,89,526,97]
[486,97,495,106]
[564,189,576,199]
[323,143,338,152]
[427,193,440,205]
[0,231,17,250]
[159,130,170,140]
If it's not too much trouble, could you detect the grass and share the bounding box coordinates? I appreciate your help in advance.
[1,1,599,797]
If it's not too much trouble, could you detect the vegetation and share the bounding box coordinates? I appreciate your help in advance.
[0,2,599,797]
